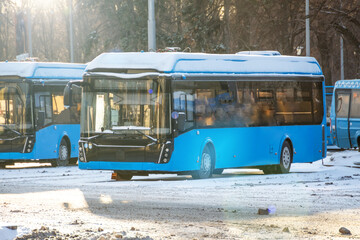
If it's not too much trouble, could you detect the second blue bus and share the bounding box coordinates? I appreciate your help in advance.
[0,62,86,167]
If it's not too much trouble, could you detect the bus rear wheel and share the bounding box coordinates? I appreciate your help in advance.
[53,139,70,167]
[192,146,214,179]
[279,141,292,173]
[262,141,292,174]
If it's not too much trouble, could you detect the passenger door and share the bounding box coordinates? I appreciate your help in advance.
[335,90,351,148]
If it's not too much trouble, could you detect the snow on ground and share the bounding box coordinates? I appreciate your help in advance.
[0,150,359,239]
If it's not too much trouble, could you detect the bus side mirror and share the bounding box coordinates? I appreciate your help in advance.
[177,112,186,132]
[64,81,82,108]
[63,83,72,108]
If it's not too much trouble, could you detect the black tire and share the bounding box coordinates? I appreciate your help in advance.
[192,146,214,179]
[213,169,224,175]
[113,171,133,181]
[279,141,292,173]
[69,158,78,165]
[261,165,278,175]
[262,141,292,174]
[53,139,70,167]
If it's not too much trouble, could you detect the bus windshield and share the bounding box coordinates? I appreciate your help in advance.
[81,77,170,138]
[0,81,33,137]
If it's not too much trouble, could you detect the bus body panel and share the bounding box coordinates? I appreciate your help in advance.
[0,124,81,162]
[35,124,80,160]
[335,117,351,148]
[349,118,360,148]
[79,124,324,172]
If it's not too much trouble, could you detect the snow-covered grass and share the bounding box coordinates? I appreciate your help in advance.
[0,149,359,239]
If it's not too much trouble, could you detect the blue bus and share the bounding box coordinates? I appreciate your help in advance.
[330,79,360,149]
[0,62,86,168]
[325,85,334,146]
[76,52,326,180]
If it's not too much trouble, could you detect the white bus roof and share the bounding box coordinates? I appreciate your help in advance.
[86,52,323,76]
[236,50,281,56]
[334,79,360,89]
[0,62,86,79]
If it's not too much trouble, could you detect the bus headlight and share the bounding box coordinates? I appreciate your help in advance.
[23,137,35,153]
[78,142,87,162]
[159,141,173,164]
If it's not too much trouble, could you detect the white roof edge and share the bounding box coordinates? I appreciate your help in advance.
[0,62,86,78]
[86,52,323,76]
[335,79,360,88]
[236,50,281,56]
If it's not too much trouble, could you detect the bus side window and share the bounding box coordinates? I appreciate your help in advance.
[173,90,194,131]
[351,90,360,118]
[186,94,194,122]
[195,89,215,127]
[275,84,294,125]
[36,94,52,128]
[312,82,324,123]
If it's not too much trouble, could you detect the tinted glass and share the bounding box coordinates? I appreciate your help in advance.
[174,79,324,129]
[81,77,170,137]
[336,92,350,118]
[0,81,33,135]
[350,90,360,118]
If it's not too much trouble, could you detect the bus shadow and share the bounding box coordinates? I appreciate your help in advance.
[123,169,265,182]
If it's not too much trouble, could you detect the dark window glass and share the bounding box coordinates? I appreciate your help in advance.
[174,79,324,130]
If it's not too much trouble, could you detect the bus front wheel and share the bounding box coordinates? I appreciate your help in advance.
[54,139,70,167]
[113,171,133,181]
[192,146,214,179]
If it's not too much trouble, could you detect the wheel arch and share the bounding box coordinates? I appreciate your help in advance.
[278,135,293,163]
[355,131,360,148]
[58,133,71,157]
[199,138,216,168]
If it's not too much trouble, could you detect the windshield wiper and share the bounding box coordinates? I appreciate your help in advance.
[86,129,114,140]
[135,129,158,143]
[112,126,158,143]
[85,126,158,143]
[0,124,23,137]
